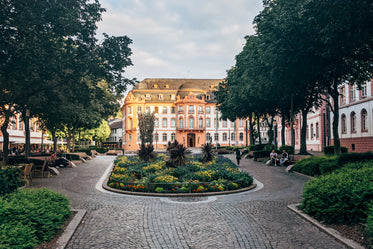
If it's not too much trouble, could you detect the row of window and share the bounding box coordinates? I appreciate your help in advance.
[128,105,216,115]
[152,117,244,129]
[7,116,39,132]
[307,123,320,140]
[340,83,369,105]
[127,132,245,142]
[341,109,368,134]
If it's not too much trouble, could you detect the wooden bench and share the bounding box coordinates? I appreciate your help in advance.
[21,163,34,187]
[106,150,123,156]
[288,154,311,164]
[32,159,50,178]
[69,152,92,160]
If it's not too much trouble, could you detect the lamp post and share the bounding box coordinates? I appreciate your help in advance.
[273,119,277,149]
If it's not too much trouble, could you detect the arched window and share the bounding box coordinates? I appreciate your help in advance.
[223,133,227,141]
[239,132,244,141]
[199,118,203,128]
[361,109,368,132]
[162,133,167,141]
[179,118,184,128]
[351,112,356,133]
[189,117,194,129]
[171,133,175,141]
[341,114,347,134]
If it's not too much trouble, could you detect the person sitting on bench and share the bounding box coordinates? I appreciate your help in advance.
[54,154,70,168]
[280,150,289,166]
[270,150,278,166]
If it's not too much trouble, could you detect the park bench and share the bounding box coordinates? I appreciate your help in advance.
[32,159,50,178]
[106,150,123,156]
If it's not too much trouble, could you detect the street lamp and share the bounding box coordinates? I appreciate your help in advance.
[273,119,277,149]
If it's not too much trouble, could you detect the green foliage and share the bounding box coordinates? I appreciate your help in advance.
[300,166,373,224]
[138,143,155,162]
[248,144,266,151]
[138,112,155,145]
[169,144,188,166]
[0,167,23,196]
[253,150,272,159]
[279,145,294,155]
[323,146,348,155]
[0,189,70,248]
[263,144,275,151]
[202,143,214,163]
[337,152,373,166]
[65,153,80,161]
[367,204,373,247]
[92,120,111,143]
[291,156,339,176]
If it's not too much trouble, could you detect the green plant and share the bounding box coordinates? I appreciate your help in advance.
[323,145,348,155]
[248,144,265,151]
[279,145,294,155]
[138,143,155,162]
[337,152,373,166]
[202,143,214,163]
[0,167,23,196]
[169,144,188,166]
[263,144,275,151]
[253,150,271,159]
[300,166,373,224]
[367,204,373,247]
[0,188,70,247]
[155,187,164,193]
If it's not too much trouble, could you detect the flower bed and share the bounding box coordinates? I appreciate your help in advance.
[107,155,253,194]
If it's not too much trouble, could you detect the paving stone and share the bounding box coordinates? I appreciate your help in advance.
[30,155,348,249]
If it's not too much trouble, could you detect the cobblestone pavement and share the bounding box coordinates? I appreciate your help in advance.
[30,155,347,249]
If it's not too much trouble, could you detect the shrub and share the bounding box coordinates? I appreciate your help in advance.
[300,167,373,224]
[263,144,275,151]
[0,188,70,247]
[202,143,214,163]
[279,145,294,155]
[323,145,348,155]
[248,144,265,151]
[0,167,23,196]
[253,150,271,159]
[65,154,80,161]
[291,156,339,176]
[337,152,373,166]
[139,144,156,162]
[169,144,188,166]
[367,204,373,247]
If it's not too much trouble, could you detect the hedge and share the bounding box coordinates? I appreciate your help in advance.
[323,145,348,155]
[278,145,294,155]
[248,144,266,151]
[367,205,373,247]
[337,152,373,166]
[291,156,339,176]
[0,188,70,248]
[0,167,23,196]
[300,166,373,224]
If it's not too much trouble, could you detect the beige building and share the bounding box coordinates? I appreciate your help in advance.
[121,78,247,151]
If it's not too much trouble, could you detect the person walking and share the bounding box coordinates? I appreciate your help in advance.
[234,148,242,166]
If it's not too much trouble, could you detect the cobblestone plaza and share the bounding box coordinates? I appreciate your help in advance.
[31,155,347,249]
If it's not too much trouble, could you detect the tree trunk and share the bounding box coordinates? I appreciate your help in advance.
[290,94,295,147]
[257,116,261,145]
[1,114,10,164]
[331,88,341,155]
[22,111,30,160]
[299,109,308,154]
[267,117,274,146]
[281,116,286,146]
[249,114,255,145]
[51,128,58,152]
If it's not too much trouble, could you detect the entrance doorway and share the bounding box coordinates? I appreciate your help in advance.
[187,133,195,147]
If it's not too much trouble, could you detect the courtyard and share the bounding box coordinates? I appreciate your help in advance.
[30,154,348,249]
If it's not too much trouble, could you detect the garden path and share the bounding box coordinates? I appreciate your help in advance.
[30,154,347,249]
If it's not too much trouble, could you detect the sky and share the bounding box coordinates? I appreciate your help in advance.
[96,0,264,83]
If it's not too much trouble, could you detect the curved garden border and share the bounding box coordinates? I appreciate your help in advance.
[102,174,257,197]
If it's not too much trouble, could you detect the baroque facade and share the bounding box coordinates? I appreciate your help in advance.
[122,79,247,151]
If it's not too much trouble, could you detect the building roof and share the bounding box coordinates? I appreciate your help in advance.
[133,78,222,91]
[109,120,122,129]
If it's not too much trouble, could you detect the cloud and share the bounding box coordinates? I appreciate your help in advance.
[97,0,263,81]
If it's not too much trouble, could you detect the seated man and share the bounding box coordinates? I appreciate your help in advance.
[280,150,289,166]
[54,154,70,168]
[270,150,278,166]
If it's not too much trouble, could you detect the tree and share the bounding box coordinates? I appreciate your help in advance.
[92,120,111,147]
[138,112,155,146]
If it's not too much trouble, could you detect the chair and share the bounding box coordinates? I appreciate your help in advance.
[21,163,34,186]
[33,160,49,178]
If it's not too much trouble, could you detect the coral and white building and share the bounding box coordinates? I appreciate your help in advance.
[121,79,248,151]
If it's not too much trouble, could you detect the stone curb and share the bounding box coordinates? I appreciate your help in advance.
[288,204,364,249]
[102,181,257,197]
[55,208,87,249]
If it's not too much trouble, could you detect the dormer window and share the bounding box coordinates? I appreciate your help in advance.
[171,94,176,100]
[206,95,210,100]
[153,84,158,88]
[165,84,169,88]
[145,94,150,100]
[158,94,163,100]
